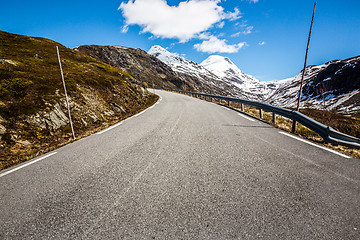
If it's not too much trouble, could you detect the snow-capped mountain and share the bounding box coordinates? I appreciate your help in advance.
[200,55,256,84]
[148,45,219,81]
[200,55,278,98]
[148,45,274,101]
[149,45,360,113]
[267,56,360,113]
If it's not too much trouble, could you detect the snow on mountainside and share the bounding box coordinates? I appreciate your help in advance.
[201,55,256,83]
[149,45,360,113]
[268,56,360,113]
[148,45,219,81]
[200,55,278,98]
[149,45,274,101]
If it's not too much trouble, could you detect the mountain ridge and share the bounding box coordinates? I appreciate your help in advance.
[148,45,360,114]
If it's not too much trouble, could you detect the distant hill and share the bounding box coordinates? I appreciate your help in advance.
[0,30,157,169]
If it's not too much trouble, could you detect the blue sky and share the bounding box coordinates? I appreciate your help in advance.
[1,0,360,81]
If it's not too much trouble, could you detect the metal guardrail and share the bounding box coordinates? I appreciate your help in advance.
[163,89,360,149]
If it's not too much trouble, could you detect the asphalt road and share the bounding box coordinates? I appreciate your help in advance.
[1,90,359,239]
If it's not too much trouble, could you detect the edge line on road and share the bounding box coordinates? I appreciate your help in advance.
[0,152,58,178]
[279,131,351,159]
[237,113,256,122]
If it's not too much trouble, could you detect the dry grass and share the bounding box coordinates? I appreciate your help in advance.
[0,30,159,170]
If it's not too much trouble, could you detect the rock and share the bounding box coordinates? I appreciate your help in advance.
[0,59,18,66]
[16,140,31,146]
[0,115,6,123]
[33,54,42,59]
[0,124,6,135]
[81,118,88,126]
[26,103,69,131]
[48,103,69,130]
[103,110,115,116]
[86,112,100,123]
[111,103,126,113]
[10,134,18,141]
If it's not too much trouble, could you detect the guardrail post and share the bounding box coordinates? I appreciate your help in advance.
[324,126,330,144]
[260,109,263,119]
[272,112,276,124]
[241,103,244,112]
[228,101,230,107]
[292,120,297,133]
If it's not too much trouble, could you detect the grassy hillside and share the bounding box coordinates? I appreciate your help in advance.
[0,30,158,170]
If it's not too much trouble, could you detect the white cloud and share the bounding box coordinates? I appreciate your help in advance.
[224,7,242,21]
[194,36,247,53]
[121,25,129,33]
[231,26,253,37]
[119,0,242,42]
[258,41,265,46]
[217,21,225,28]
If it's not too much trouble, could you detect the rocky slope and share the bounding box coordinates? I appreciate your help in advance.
[0,30,157,170]
[267,56,360,113]
[75,45,188,90]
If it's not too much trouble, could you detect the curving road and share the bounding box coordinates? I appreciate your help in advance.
[1,90,359,239]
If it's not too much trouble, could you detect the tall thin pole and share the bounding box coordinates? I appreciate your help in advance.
[292,2,317,132]
[296,2,317,111]
[56,46,76,140]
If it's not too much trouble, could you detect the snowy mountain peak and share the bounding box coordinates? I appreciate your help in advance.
[148,45,274,101]
[148,45,169,58]
[201,55,259,84]
[148,45,218,78]
[148,45,192,66]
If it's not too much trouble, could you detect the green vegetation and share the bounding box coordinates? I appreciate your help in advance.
[0,30,137,118]
[0,30,158,170]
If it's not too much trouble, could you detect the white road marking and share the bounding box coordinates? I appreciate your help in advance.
[223,107,231,111]
[97,96,162,135]
[96,122,123,135]
[279,131,351,159]
[0,152,58,178]
[238,113,255,122]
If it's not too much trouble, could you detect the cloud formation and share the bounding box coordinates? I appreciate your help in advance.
[119,0,241,42]
[231,26,254,37]
[194,36,247,53]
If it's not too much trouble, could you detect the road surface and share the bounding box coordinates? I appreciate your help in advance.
[1,90,359,239]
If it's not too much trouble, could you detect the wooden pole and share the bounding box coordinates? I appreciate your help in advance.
[56,46,76,140]
[293,1,317,132]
